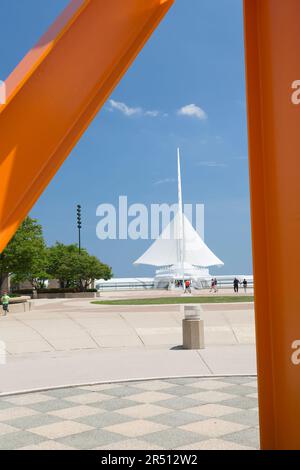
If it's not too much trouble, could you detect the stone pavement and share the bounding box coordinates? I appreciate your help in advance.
[0,300,256,394]
[0,299,255,354]
[0,299,256,394]
[0,377,259,450]
[0,347,256,395]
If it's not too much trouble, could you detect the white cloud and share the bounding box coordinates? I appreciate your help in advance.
[178,104,207,120]
[154,177,176,186]
[109,100,142,116]
[109,100,160,118]
[198,161,227,168]
[145,110,160,117]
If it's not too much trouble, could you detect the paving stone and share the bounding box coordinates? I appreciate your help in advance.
[104,419,169,438]
[243,381,258,389]
[77,411,134,428]
[189,380,234,391]
[117,404,170,419]
[221,385,258,396]
[149,411,207,427]
[187,390,236,403]
[221,376,257,385]
[99,386,143,398]
[48,405,103,420]
[78,383,122,392]
[185,403,240,418]
[0,431,45,450]
[28,399,78,413]
[95,438,164,450]
[221,409,259,427]
[155,397,202,411]
[65,392,112,405]
[92,398,141,412]
[5,413,61,430]
[165,378,201,386]
[180,418,249,438]
[163,385,200,397]
[142,428,204,449]
[20,440,76,450]
[45,387,93,398]
[58,429,123,450]
[4,393,55,406]
[225,427,260,448]
[0,423,18,436]
[0,376,259,450]
[0,401,13,410]
[126,391,175,404]
[177,438,256,450]
[129,380,175,391]
[221,397,258,410]
[29,420,93,439]
[0,406,38,422]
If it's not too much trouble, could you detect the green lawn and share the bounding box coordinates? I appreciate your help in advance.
[92,296,254,306]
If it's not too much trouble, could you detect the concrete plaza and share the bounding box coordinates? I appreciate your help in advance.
[0,296,256,394]
[0,377,259,450]
[0,294,258,449]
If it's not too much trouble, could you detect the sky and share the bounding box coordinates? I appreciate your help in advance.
[0,0,252,278]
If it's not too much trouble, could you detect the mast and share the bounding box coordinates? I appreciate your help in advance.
[177,148,185,286]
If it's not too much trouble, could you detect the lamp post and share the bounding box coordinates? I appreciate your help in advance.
[77,204,82,254]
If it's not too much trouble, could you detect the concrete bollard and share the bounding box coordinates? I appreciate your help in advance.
[181,305,205,350]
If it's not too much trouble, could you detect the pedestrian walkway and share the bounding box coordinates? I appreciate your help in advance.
[0,347,256,395]
[0,299,256,394]
[0,377,259,450]
[0,299,255,354]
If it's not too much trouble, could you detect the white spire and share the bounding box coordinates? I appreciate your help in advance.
[177,148,184,269]
[134,150,224,269]
[177,148,183,222]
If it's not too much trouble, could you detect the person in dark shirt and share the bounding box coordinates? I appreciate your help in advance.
[233,278,240,293]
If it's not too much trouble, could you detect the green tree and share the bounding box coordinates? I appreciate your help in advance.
[47,243,79,289]
[0,217,49,290]
[77,252,112,290]
[48,243,112,290]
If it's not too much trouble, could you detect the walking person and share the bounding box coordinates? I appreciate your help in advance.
[233,278,240,293]
[214,278,218,293]
[1,292,10,316]
[209,278,215,293]
[243,278,248,294]
[185,279,191,294]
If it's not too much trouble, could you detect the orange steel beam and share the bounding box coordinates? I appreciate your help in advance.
[244,0,300,449]
[0,0,174,251]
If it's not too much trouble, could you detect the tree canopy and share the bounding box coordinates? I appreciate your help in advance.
[48,243,112,290]
[1,217,112,291]
[0,217,48,290]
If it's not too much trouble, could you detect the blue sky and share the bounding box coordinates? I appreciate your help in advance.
[0,0,252,277]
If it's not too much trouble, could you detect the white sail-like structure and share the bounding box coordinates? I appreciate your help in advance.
[134,211,223,268]
[134,150,224,288]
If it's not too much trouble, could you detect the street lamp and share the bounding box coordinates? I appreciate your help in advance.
[77,204,82,254]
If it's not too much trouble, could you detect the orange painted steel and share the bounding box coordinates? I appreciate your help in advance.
[244,0,300,450]
[0,0,174,252]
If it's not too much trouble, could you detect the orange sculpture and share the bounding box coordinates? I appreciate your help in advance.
[1,0,300,450]
[0,0,174,252]
[244,0,300,450]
